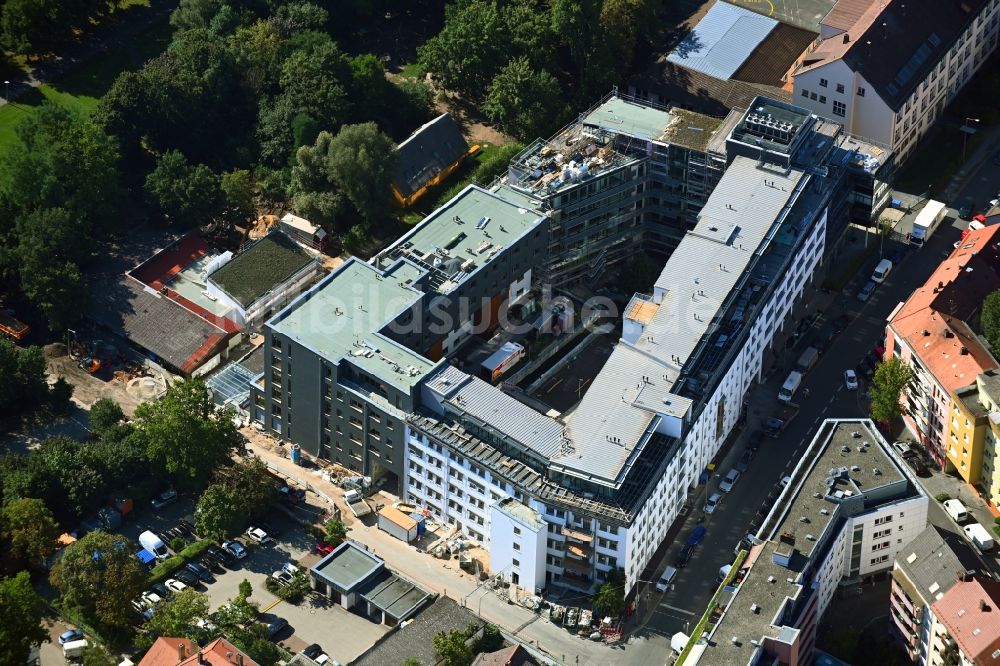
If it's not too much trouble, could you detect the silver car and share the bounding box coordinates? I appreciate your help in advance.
[705,493,722,514]
[719,469,741,493]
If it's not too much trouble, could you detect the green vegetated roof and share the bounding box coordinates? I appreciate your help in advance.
[210,232,313,308]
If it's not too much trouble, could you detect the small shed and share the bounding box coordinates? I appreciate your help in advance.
[378,506,419,543]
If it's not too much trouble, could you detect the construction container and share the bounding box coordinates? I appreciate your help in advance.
[378,506,419,543]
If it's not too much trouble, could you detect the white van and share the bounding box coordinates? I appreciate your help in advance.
[655,566,678,592]
[964,523,995,552]
[63,639,89,659]
[943,499,969,523]
[778,371,802,402]
[139,530,169,560]
[871,259,893,284]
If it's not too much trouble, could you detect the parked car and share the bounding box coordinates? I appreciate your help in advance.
[747,429,763,452]
[151,489,178,510]
[246,526,272,545]
[59,629,84,645]
[674,543,694,568]
[206,545,232,566]
[844,369,859,390]
[200,554,223,571]
[719,469,741,493]
[177,519,196,537]
[735,449,754,473]
[279,486,306,505]
[958,198,975,219]
[282,562,300,575]
[165,579,188,594]
[303,645,325,660]
[655,566,678,593]
[705,493,722,514]
[149,582,169,599]
[258,520,281,537]
[687,525,707,546]
[780,475,792,488]
[315,541,335,556]
[264,615,289,638]
[223,540,248,559]
[185,561,213,583]
[174,569,198,586]
[271,569,293,586]
[831,314,850,333]
[857,281,876,302]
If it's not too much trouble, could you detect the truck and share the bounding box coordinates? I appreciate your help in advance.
[778,371,802,402]
[963,523,995,552]
[63,639,89,660]
[764,403,800,438]
[943,499,968,523]
[139,530,169,560]
[480,342,525,382]
[910,199,947,247]
[344,488,372,518]
[795,347,819,373]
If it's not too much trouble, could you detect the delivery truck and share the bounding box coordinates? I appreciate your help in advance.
[943,499,969,523]
[481,342,525,382]
[778,371,803,402]
[963,523,995,552]
[139,530,169,560]
[910,199,947,247]
[795,347,819,373]
[63,639,89,660]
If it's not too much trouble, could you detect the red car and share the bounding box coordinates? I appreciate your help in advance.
[315,542,335,555]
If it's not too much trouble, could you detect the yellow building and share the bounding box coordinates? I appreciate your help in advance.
[947,370,1000,509]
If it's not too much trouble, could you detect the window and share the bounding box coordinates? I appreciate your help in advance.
[819,95,827,104]
[870,554,889,565]
[512,558,520,567]
[833,101,846,117]
[513,526,521,536]
[857,87,866,96]
[819,78,828,87]
[810,92,818,100]
[801,88,809,97]
[836,83,845,93]
[513,542,520,551]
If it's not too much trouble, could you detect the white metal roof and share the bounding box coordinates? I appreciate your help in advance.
[666,1,778,79]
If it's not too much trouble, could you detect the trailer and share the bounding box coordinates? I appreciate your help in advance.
[377,506,418,542]
[481,342,525,382]
[344,489,372,518]
[910,199,947,247]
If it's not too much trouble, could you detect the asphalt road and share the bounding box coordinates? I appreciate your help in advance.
[628,215,968,658]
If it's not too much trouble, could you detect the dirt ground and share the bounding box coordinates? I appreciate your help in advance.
[43,343,158,417]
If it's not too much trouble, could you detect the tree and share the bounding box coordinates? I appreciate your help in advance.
[170,0,225,33]
[214,457,277,517]
[88,398,125,436]
[0,572,47,664]
[81,644,118,666]
[591,569,626,617]
[484,57,562,141]
[870,356,917,423]
[132,379,239,490]
[0,340,48,420]
[981,289,1000,351]
[323,518,347,546]
[14,208,88,330]
[196,484,248,542]
[144,150,223,224]
[1,498,60,567]
[220,169,255,226]
[289,130,345,227]
[51,531,148,628]
[326,123,397,223]
[49,376,74,414]
[1,0,66,55]
[136,589,210,651]
[433,629,474,666]
[473,143,524,186]
[418,1,512,97]
[278,40,352,132]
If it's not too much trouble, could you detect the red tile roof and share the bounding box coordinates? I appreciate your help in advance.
[138,637,258,666]
[137,638,197,666]
[888,225,1000,391]
[931,579,1000,665]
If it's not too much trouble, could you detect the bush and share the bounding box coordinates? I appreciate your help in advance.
[935,493,951,502]
[148,539,212,584]
[170,536,186,552]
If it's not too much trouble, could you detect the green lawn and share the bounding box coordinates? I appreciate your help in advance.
[0,19,171,152]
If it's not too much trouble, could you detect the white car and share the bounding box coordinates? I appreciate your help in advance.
[141,591,164,608]
[719,469,741,493]
[271,569,293,586]
[705,493,722,514]
[245,527,272,545]
[282,562,300,575]
[223,540,248,559]
[165,579,188,594]
[844,369,859,390]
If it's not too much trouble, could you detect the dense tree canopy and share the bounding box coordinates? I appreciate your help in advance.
[982,289,1000,352]
[1,498,60,568]
[195,483,248,542]
[870,356,917,423]
[135,589,211,652]
[0,340,48,422]
[51,530,148,628]
[0,572,47,665]
[484,57,562,141]
[144,150,223,225]
[88,398,125,436]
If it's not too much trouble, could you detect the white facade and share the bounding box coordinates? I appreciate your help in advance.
[489,499,546,592]
[206,260,321,330]
[793,0,1000,161]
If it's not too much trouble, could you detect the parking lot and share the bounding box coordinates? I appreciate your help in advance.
[528,333,616,413]
[118,493,388,664]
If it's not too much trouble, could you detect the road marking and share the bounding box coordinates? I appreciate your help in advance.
[660,604,696,616]
[261,598,282,612]
[545,378,563,393]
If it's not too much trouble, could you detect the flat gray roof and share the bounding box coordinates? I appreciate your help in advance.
[896,526,989,605]
[495,498,545,531]
[311,542,384,592]
[268,258,437,391]
[360,572,432,621]
[581,97,674,141]
[701,420,926,666]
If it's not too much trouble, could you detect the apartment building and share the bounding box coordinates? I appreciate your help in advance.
[889,525,991,663]
[793,0,1000,162]
[949,370,1000,509]
[885,224,1000,467]
[254,95,879,596]
[927,577,1000,665]
[692,419,928,666]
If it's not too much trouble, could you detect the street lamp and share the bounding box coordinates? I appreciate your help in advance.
[961,117,980,162]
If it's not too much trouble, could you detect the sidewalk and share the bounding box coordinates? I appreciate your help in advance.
[240,429,623,666]
[941,122,1000,202]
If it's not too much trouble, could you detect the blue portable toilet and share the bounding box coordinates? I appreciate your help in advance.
[410,512,426,537]
[290,444,301,465]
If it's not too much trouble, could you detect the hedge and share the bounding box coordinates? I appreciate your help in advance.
[148,539,212,584]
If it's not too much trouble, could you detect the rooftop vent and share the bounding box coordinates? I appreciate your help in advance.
[731,636,740,645]
[852,431,862,438]
[851,465,861,472]
[768,576,776,583]
[873,468,882,476]
[806,534,815,541]
[841,446,851,453]
[922,329,930,336]
[820,508,830,515]
[750,603,760,614]
[813,492,823,499]
[799,516,810,523]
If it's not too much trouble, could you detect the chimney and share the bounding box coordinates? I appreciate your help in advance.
[198,652,208,666]
[960,346,969,355]
[922,329,930,336]
[981,598,991,612]
[843,33,850,44]
[178,643,187,660]
[237,655,245,666]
